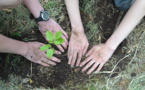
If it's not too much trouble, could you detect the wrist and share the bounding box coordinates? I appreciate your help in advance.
[18,42,28,56]
[105,40,118,51]
[38,18,52,26]
[71,26,84,33]
[38,20,46,26]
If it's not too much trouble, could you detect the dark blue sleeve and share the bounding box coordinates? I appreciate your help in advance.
[114,0,135,11]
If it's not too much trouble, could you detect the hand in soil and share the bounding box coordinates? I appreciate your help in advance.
[80,44,115,74]
[38,18,69,52]
[23,42,61,66]
[68,31,89,67]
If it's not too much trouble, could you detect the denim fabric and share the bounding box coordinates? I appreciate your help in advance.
[114,0,135,11]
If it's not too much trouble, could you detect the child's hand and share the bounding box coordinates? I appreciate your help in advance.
[80,44,115,74]
[23,42,61,66]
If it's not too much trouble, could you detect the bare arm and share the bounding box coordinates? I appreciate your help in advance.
[65,0,89,67]
[0,34,60,66]
[0,0,61,66]
[106,0,145,50]
[80,0,145,74]
[23,0,68,52]
[0,34,27,55]
[23,0,43,19]
[65,0,84,32]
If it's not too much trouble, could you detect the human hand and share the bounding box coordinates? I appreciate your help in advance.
[68,31,89,67]
[38,18,69,52]
[23,42,61,66]
[80,44,115,74]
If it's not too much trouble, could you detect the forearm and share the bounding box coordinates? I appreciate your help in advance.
[106,0,145,50]
[0,34,27,56]
[65,0,84,32]
[23,0,43,19]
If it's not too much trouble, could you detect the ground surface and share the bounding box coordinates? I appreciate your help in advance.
[0,0,145,90]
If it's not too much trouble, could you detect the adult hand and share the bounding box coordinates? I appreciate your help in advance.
[23,42,61,66]
[80,44,115,74]
[38,18,69,52]
[68,31,89,67]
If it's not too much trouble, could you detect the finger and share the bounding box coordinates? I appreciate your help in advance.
[56,45,64,52]
[80,56,92,67]
[47,60,56,66]
[76,52,83,67]
[55,50,61,55]
[68,55,72,65]
[50,56,61,63]
[41,57,56,65]
[67,46,71,60]
[82,60,95,72]
[87,62,99,74]
[61,35,69,49]
[61,41,67,50]
[62,35,69,45]
[86,47,95,57]
[95,63,105,74]
[37,61,50,67]
[61,29,69,39]
[71,51,77,67]
[68,46,72,64]
[83,44,89,55]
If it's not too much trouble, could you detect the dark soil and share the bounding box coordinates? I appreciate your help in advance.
[0,0,130,89]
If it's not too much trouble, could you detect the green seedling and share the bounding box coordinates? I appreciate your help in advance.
[40,31,65,58]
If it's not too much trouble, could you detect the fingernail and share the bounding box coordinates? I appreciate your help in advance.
[59,52,61,54]
[76,63,80,67]
[68,60,70,65]
[62,50,64,52]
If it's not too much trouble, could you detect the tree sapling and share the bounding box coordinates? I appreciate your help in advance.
[40,31,65,58]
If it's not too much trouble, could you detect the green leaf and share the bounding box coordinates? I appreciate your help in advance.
[49,41,53,44]
[12,32,21,37]
[46,49,54,58]
[52,48,55,53]
[54,38,65,45]
[55,31,62,40]
[40,44,51,51]
[46,31,53,41]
